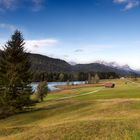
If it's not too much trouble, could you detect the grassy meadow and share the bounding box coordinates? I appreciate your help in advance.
[0,79,140,140]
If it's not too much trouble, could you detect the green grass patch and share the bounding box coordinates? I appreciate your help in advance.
[0,79,140,140]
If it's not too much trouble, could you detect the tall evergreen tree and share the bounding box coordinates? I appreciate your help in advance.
[0,30,33,117]
[36,81,48,102]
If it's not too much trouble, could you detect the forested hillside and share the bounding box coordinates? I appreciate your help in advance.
[29,53,72,73]
[0,51,137,81]
[29,53,136,75]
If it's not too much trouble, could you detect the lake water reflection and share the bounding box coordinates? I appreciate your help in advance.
[31,81,85,91]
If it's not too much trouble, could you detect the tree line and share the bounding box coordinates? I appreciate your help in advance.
[32,71,119,82]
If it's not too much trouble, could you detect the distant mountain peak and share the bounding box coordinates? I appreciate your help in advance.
[94,60,132,72]
[69,61,77,65]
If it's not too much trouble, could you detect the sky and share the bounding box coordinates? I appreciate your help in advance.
[0,0,140,69]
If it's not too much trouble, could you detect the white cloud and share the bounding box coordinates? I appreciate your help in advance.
[0,38,59,55]
[114,0,140,10]
[0,0,17,10]
[0,23,17,31]
[0,0,44,12]
[124,1,139,10]
[32,0,44,12]
[25,39,59,52]
[78,44,114,52]
[114,0,127,3]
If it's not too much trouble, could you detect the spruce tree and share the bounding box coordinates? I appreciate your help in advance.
[36,81,48,102]
[0,30,33,117]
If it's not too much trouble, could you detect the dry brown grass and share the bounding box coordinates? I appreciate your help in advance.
[1,79,140,140]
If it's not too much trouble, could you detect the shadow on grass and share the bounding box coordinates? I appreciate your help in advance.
[0,100,94,126]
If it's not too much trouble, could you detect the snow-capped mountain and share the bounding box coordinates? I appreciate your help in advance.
[94,61,133,72]
[69,61,77,65]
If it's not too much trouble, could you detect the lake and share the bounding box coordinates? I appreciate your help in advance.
[31,81,85,91]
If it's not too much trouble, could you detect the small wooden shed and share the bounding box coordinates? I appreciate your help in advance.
[105,83,115,88]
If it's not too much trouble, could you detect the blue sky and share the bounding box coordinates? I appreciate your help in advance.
[0,0,140,69]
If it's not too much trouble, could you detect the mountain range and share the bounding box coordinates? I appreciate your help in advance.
[0,49,138,76]
[94,60,135,72]
[29,53,139,76]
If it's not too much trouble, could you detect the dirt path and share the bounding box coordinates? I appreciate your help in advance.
[50,87,105,101]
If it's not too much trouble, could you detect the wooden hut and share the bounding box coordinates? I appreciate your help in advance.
[105,83,115,88]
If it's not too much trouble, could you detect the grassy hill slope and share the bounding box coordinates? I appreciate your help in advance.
[0,79,140,140]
